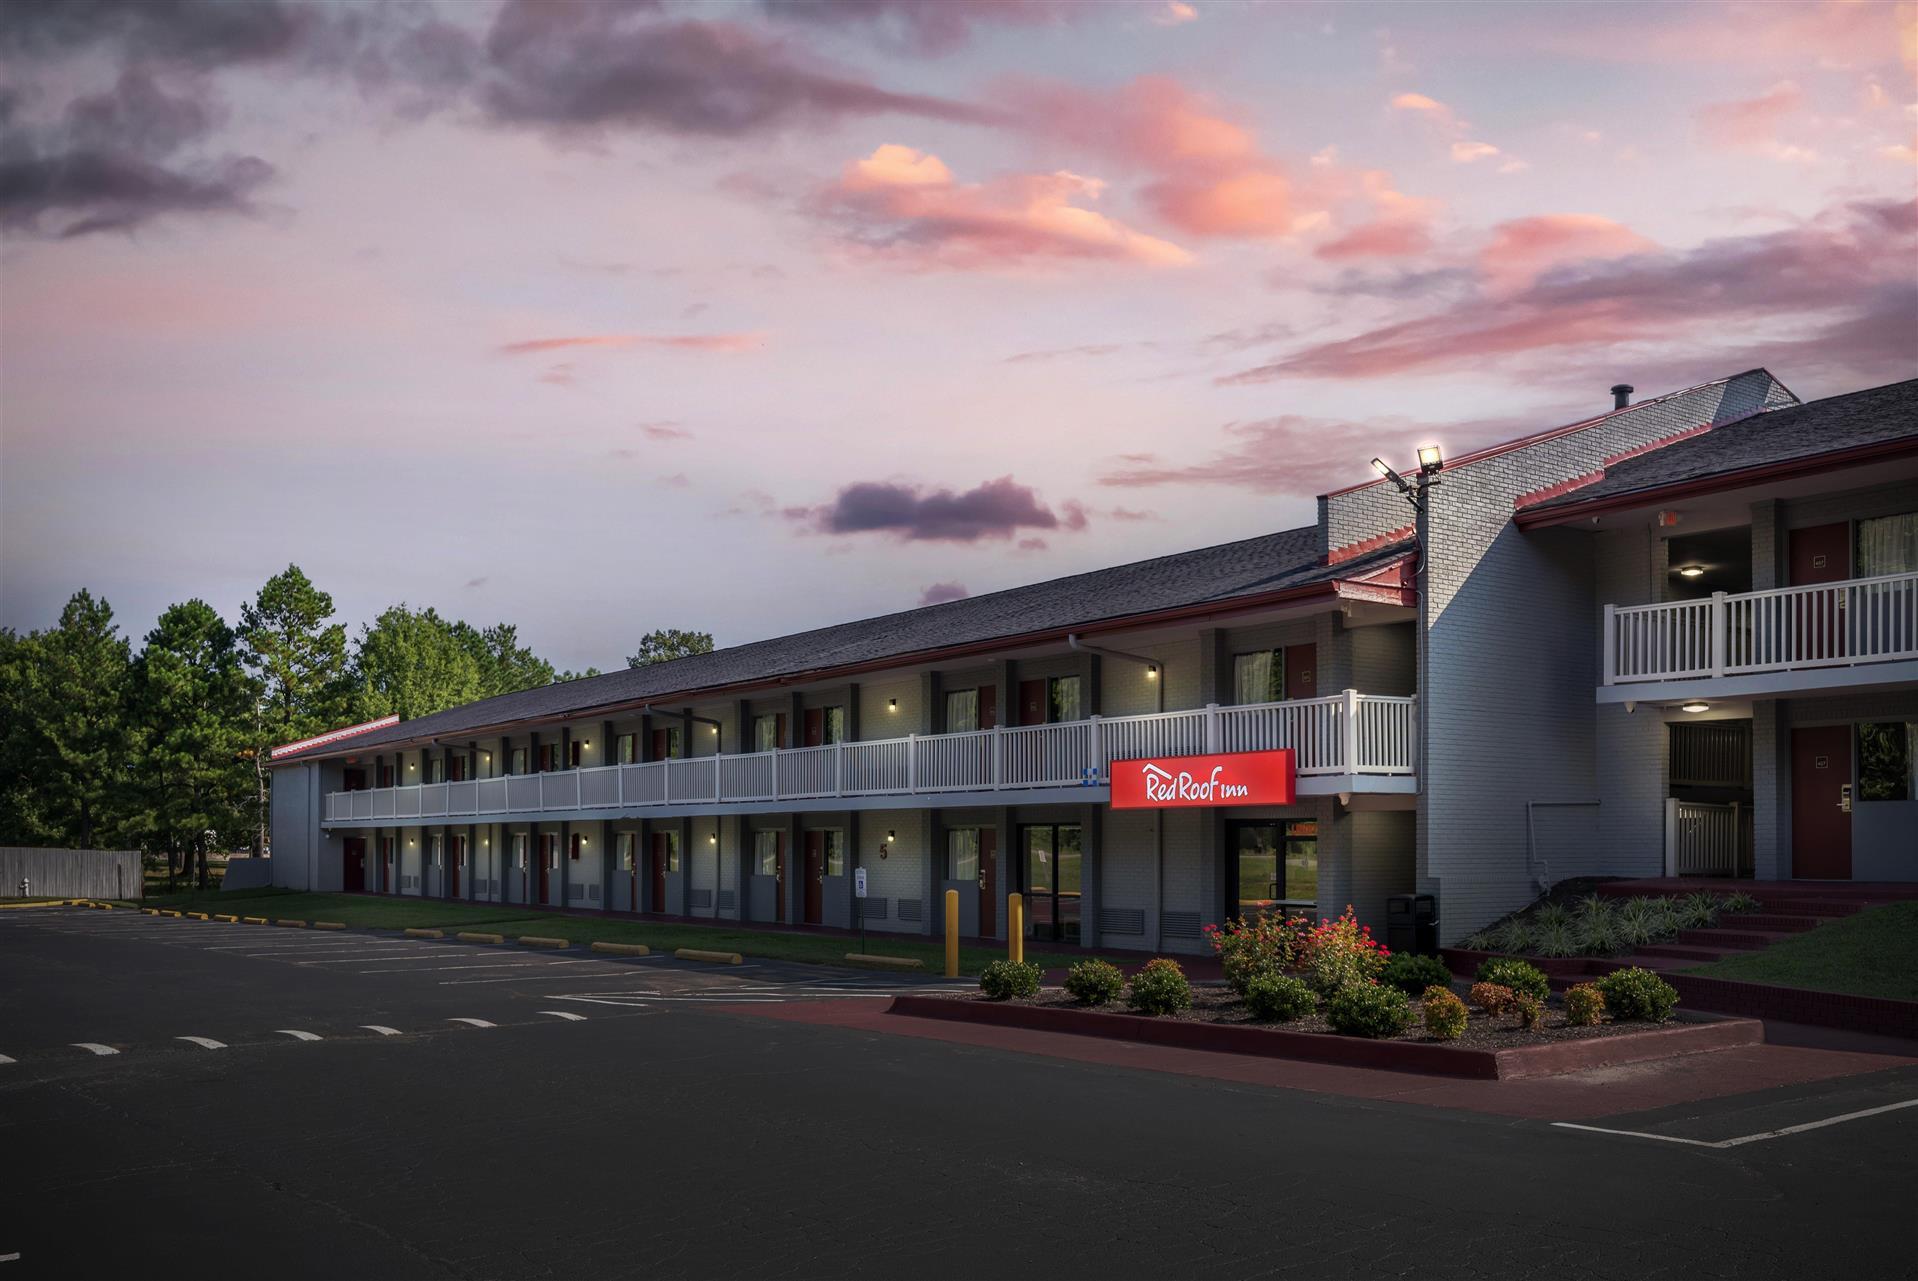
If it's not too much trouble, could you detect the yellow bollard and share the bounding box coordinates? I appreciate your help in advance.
[1008,892,1024,964]
[944,888,959,978]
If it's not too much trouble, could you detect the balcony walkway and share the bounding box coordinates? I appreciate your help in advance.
[322,691,1417,828]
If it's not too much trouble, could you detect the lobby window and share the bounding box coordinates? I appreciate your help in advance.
[616,734,638,765]
[1049,675,1082,723]
[947,828,980,882]
[1858,512,1918,577]
[823,830,845,877]
[756,830,781,875]
[1234,650,1285,704]
[946,689,979,733]
[1859,722,1918,802]
[618,832,637,871]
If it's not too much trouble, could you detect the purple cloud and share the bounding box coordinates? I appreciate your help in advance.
[761,0,1078,56]
[918,581,969,605]
[794,475,1088,542]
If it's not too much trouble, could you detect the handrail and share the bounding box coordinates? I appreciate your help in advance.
[320,692,1418,821]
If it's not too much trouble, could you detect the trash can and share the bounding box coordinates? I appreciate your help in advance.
[1387,893,1439,956]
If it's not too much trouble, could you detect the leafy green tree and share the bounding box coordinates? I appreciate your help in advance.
[239,565,349,854]
[354,605,485,721]
[459,622,556,697]
[3,591,133,849]
[127,601,257,888]
[0,627,51,846]
[627,628,714,668]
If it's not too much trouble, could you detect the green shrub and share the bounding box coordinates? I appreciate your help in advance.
[1474,957,1550,1002]
[1125,957,1192,1016]
[1680,892,1723,929]
[1325,982,1413,1038]
[1596,967,1679,1022]
[1243,973,1316,1022]
[1490,916,1533,955]
[1063,959,1124,1006]
[1205,913,1309,995]
[1722,891,1762,914]
[978,959,1041,1001]
[1379,952,1454,996]
[1563,983,1606,1027]
[1421,985,1468,1040]
[1468,982,1514,1015]
[1534,919,1582,957]
[1512,992,1545,1030]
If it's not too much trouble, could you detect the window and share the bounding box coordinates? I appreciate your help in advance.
[617,734,638,764]
[1230,820,1317,919]
[568,739,582,768]
[663,829,682,873]
[1049,676,1081,723]
[1234,650,1285,704]
[510,747,528,775]
[823,830,845,877]
[1859,722,1918,802]
[755,830,781,875]
[947,828,980,881]
[1858,512,1918,578]
[754,714,782,752]
[618,832,637,871]
[569,832,584,862]
[655,726,685,760]
[822,707,846,745]
[426,758,445,784]
[513,834,528,870]
[946,689,979,733]
[430,834,443,867]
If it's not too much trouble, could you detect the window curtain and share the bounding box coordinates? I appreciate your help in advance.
[1858,512,1918,577]
[1234,651,1284,704]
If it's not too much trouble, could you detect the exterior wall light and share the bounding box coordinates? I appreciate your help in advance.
[708,833,718,845]
[1146,664,1159,679]
[888,698,898,711]
[1680,701,1710,714]
[408,762,416,771]
[1678,566,1705,578]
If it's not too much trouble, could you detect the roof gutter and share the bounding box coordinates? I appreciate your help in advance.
[1515,436,1918,529]
[275,563,1413,765]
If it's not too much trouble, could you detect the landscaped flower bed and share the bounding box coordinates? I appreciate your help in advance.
[1461,890,1761,957]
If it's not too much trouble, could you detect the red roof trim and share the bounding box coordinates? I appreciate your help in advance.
[270,715,400,760]
[1328,524,1416,564]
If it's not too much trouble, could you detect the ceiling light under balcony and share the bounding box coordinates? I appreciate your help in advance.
[1677,565,1706,578]
[1680,701,1710,714]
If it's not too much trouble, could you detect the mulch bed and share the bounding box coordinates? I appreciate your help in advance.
[935,984,1658,1050]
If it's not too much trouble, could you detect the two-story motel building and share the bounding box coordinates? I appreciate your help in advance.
[268,370,1918,948]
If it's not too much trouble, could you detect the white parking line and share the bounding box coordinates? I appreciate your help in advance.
[439,971,645,985]
[447,1017,496,1028]
[176,1036,227,1050]
[359,961,558,974]
[536,1010,587,1021]
[71,1043,118,1056]
[360,1025,403,1036]
[275,1029,323,1042]
[1552,1097,1918,1149]
[272,952,449,965]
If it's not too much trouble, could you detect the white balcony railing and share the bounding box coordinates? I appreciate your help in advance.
[324,692,1416,823]
[1604,571,1918,685]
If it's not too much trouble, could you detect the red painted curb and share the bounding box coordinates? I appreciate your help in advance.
[886,996,1760,1080]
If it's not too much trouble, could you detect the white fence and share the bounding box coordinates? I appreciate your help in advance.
[1664,799,1752,877]
[324,691,1417,822]
[1607,571,1918,684]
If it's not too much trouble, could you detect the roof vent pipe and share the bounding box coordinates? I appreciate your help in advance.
[1611,383,1634,410]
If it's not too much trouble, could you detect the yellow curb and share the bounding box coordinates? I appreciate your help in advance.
[590,941,651,957]
[314,921,346,930]
[188,912,210,921]
[274,918,309,928]
[0,901,67,910]
[161,910,184,918]
[403,927,444,939]
[142,908,159,915]
[518,935,568,949]
[214,914,239,923]
[457,931,504,944]
[675,947,743,966]
[842,953,924,971]
[242,916,269,925]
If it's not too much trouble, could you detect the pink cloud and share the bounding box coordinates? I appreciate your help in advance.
[815,144,1192,270]
[1696,81,1815,160]
[640,421,693,440]
[1315,218,1434,260]
[1478,214,1656,291]
[498,332,767,356]
[918,581,970,605]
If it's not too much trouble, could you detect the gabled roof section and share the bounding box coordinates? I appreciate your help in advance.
[274,525,1413,763]
[1517,378,1918,524]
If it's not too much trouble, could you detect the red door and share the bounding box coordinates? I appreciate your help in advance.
[537,835,553,903]
[774,832,788,923]
[651,832,669,910]
[803,832,824,924]
[979,687,998,729]
[343,838,366,893]
[651,728,673,759]
[1019,679,1047,726]
[1791,725,1853,879]
[449,835,463,898]
[978,829,997,936]
[1790,523,1852,663]
[804,709,824,747]
[1284,644,1318,700]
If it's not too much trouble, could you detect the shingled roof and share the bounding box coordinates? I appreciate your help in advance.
[274,524,1412,762]
[1522,377,1918,515]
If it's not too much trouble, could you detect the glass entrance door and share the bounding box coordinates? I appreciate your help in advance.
[1021,824,1082,943]
[1230,820,1317,921]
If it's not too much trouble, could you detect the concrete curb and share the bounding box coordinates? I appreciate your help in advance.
[518,935,568,949]
[314,921,347,930]
[675,947,743,965]
[457,931,504,944]
[187,912,210,921]
[843,953,924,971]
[403,927,445,939]
[141,908,159,915]
[214,914,239,923]
[242,916,269,925]
[590,941,651,957]
[274,919,309,928]
[161,910,183,918]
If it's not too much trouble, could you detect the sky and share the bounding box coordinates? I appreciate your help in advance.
[2,0,1914,672]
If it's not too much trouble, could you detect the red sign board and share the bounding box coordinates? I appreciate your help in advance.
[1108,749,1297,810]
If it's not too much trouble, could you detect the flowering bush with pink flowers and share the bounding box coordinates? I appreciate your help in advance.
[1204,913,1311,995]
[1299,906,1391,995]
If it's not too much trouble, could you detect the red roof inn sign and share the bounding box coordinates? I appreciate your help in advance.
[1109,749,1297,810]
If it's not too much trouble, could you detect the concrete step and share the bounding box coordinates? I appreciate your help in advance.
[1718,912,1820,933]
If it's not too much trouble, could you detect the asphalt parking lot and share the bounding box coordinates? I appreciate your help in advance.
[3,905,1915,1280]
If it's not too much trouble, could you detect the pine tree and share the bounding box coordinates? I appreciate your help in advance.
[239,566,349,855]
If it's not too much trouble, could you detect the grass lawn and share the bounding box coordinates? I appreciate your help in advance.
[1687,901,1918,1002]
[114,890,1130,975]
